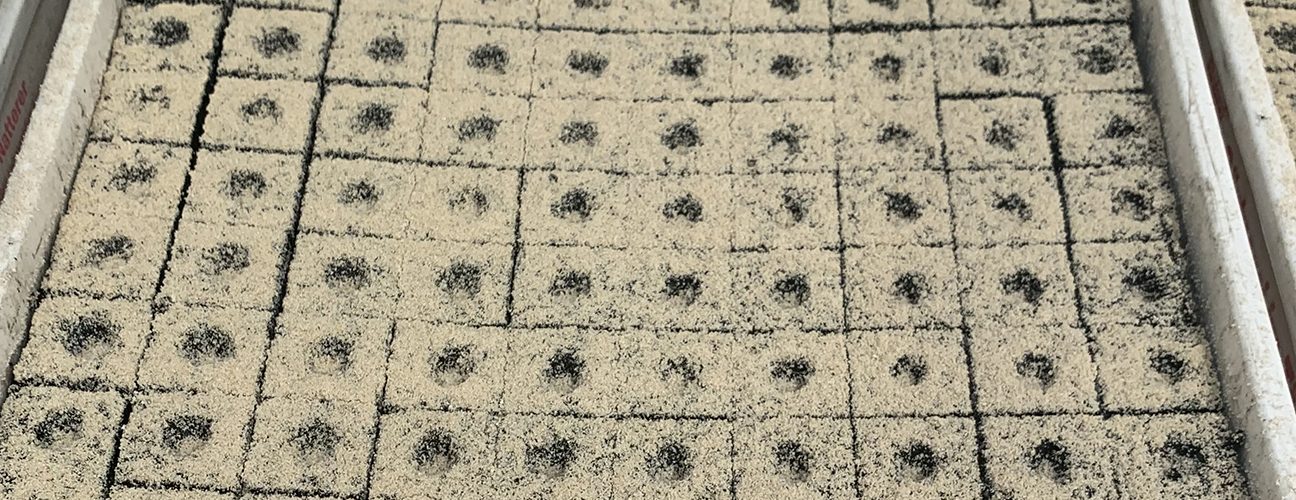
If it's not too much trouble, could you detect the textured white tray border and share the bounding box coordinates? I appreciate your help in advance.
[0,0,1293,494]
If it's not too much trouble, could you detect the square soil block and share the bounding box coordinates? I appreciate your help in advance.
[732,0,831,30]
[833,31,935,101]
[733,249,844,331]
[982,415,1119,498]
[731,101,835,174]
[958,244,1080,327]
[611,418,734,499]
[370,409,503,499]
[430,24,537,96]
[731,172,839,250]
[109,487,235,500]
[732,332,850,418]
[1094,325,1221,412]
[160,220,288,310]
[638,33,734,100]
[1054,92,1167,167]
[619,248,739,330]
[831,0,931,28]
[845,245,961,330]
[201,76,319,152]
[625,101,734,175]
[242,397,377,497]
[501,327,623,415]
[1033,0,1128,23]
[395,240,512,324]
[840,170,953,247]
[611,329,737,417]
[520,170,635,248]
[13,297,149,390]
[1063,166,1179,243]
[317,83,426,160]
[219,8,332,80]
[950,170,1066,246]
[136,304,272,396]
[1073,241,1194,327]
[849,328,971,417]
[512,245,630,328]
[526,98,633,170]
[185,149,302,230]
[262,312,391,403]
[1252,7,1296,72]
[404,164,519,244]
[422,91,530,167]
[941,97,1051,170]
[931,0,1030,26]
[384,322,508,412]
[0,386,125,499]
[326,12,436,87]
[494,414,617,499]
[42,211,171,300]
[626,174,735,250]
[299,156,417,239]
[440,0,539,26]
[932,28,1043,96]
[732,416,854,499]
[1041,25,1142,94]
[1110,413,1247,499]
[970,326,1099,414]
[532,31,642,100]
[835,97,941,171]
[282,233,404,318]
[853,416,980,499]
[110,3,222,74]
[115,392,255,490]
[90,70,205,144]
[65,140,189,221]
[731,32,833,100]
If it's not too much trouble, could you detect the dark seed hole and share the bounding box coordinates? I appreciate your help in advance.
[662,193,704,223]
[1160,438,1208,482]
[161,414,213,455]
[352,103,394,134]
[769,54,806,79]
[223,169,267,199]
[970,0,1005,8]
[1102,115,1139,139]
[660,355,702,387]
[780,188,813,225]
[896,441,943,481]
[772,273,811,307]
[308,336,355,375]
[890,354,928,386]
[668,53,706,79]
[240,96,281,121]
[254,26,301,58]
[86,234,134,265]
[1113,188,1153,222]
[107,161,157,192]
[32,408,84,448]
[200,242,251,275]
[437,261,483,297]
[1149,348,1188,384]
[131,85,171,108]
[991,192,1032,220]
[770,356,815,392]
[877,123,915,145]
[574,0,611,8]
[1026,439,1072,484]
[1075,44,1118,75]
[661,121,702,150]
[543,347,586,392]
[773,440,813,482]
[549,269,592,297]
[1122,265,1169,301]
[448,187,490,216]
[1000,268,1045,305]
[338,180,381,206]
[664,273,703,306]
[467,43,509,73]
[979,52,1008,76]
[367,34,406,64]
[770,0,800,13]
[769,124,806,156]
[884,192,923,221]
[525,437,578,478]
[646,441,694,481]
[413,428,460,475]
[892,272,928,305]
[871,54,904,82]
[58,311,121,358]
[559,120,599,146]
[866,0,900,10]
[566,50,608,76]
[323,255,375,289]
[551,188,595,222]
[1015,352,1057,388]
[149,17,190,48]
[984,120,1020,151]
[456,115,501,142]
[289,419,341,461]
[179,324,236,363]
[431,344,476,386]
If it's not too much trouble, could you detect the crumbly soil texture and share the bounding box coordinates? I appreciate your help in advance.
[2,0,1252,499]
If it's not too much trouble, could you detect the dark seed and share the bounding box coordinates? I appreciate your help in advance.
[525,437,578,478]
[86,235,134,265]
[353,103,394,134]
[890,355,928,386]
[979,52,1008,76]
[367,35,406,64]
[107,161,157,192]
[254,27,301,58]
[877,123,915,144]
[885,192,923,220]
[559,121,599,146]
[149,17,190,48]
[984,120,1019,151]
[240,96,281,121]
[1026,439,1072,483]
[662,193,704,223]
[1015,353,1057,388]
[892,272,928,305]
[456,115,500,142]
[161,414,213,454]
[544,347,586,392]
[338,180,381,206]
[131,85,171,108]
[770,357,815,391]
[431,344,475,386]
[437,261,483,297]
[769,124,806,155]
[179,325,236,363]
[773,440,813,482]
[1001,268,1045,305]
[896,441,943,481]
[661,121,702,150]
[991,193,1032,220]
[970,0,1004,8]
[1149,349,1188,384]
[1269,24,1296,54]
[200,242,251,275]
[772,274,811,306]
[32,408,84,448]
[58,312,120,357]
[467,43,509,73]
[323,256,375,289]
[664,273,703,306]
[223,169,267,198]
[781,188,813,225]
[413,429,460,474]
[1123,265,1169,301]
[549,270,592,297]
[448,187,490,216]
[1159,438,1207,481]
[290,419,341,459]
[668,53,706,79]
[1113,188,1152,221]
[769,54,805,79]
[866,0,900,9]
[770,0,800,13]
[1102,115,1138,139]
[551,188,595,221]
[574,0,611,8]
[308,336,355,375]
[646,441,694,481]
[566,51,608,76]
[660,355,702,386]
[871,54,904,82]
[1075,45,1118,75]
